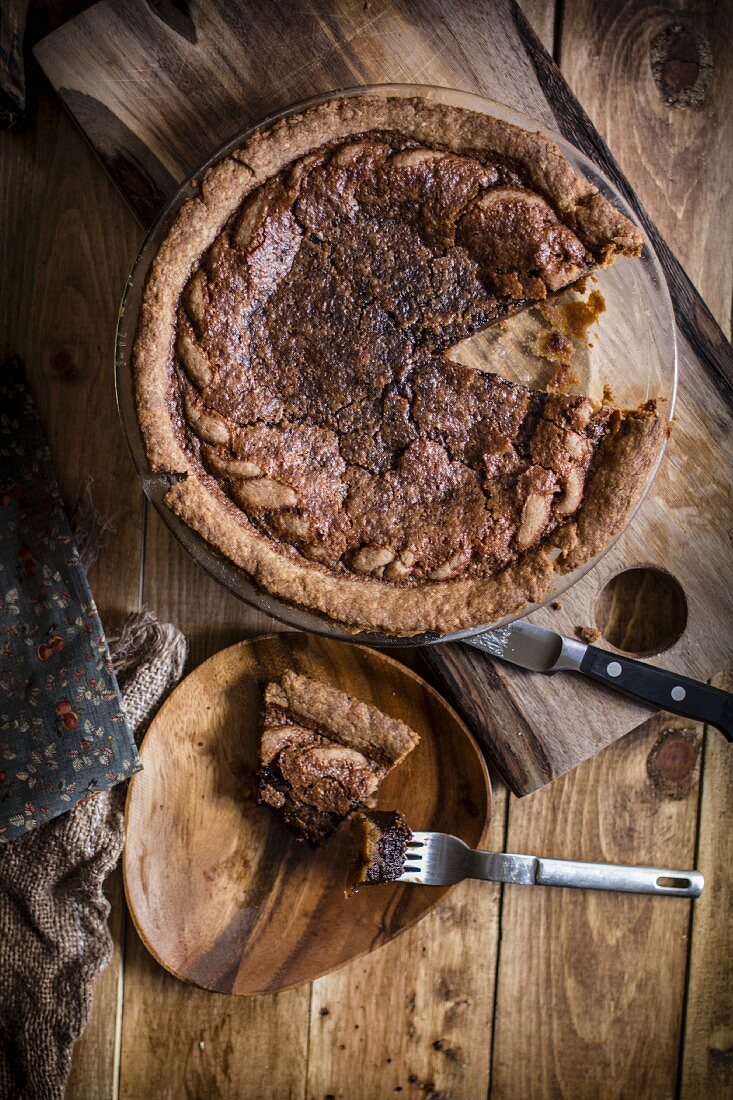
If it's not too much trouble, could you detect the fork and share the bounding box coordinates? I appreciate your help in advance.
[398,832,704,896]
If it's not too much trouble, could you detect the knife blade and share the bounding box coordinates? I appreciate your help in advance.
[464,620,733,741]
[465,619,586,672]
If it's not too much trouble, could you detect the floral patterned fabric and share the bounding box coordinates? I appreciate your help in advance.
[0,359,140,840]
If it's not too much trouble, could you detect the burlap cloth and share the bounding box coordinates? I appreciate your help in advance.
[0,609,187,1099]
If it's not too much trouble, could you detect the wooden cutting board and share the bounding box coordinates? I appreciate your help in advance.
[34,0,733,795]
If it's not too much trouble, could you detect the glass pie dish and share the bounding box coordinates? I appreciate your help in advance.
[115,83,677,647]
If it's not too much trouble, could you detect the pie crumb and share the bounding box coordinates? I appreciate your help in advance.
[547,362,580,392]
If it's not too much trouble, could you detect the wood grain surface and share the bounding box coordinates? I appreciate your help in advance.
[681,671,733,1098]
[489,7,732,1099]
[492,711,703,1099]
[558,0,733,343]
[0,0,728,1097]
[34,0,733,797]
[0,67,144,1099]
[123,633,490,995]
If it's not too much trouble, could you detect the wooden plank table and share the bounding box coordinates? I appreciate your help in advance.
[1,2,730,1097]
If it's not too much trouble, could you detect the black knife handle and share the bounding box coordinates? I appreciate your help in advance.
[579,647,733,742]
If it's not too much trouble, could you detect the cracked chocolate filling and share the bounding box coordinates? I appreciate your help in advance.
[172,132,623,586]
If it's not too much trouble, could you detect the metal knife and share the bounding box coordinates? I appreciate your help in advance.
[465,620,733,742]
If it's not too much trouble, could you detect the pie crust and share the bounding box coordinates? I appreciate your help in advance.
[134,95,664,635]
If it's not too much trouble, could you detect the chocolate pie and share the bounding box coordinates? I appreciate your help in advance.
[135,95,665,635]
[345,810,412,894]
[258,670,419,842]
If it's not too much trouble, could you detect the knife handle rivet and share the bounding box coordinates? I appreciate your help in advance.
[606,661,622,678]
[671,685,686,702]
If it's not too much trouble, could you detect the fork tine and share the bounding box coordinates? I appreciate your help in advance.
[397,830,467,886]
[397,834,426,883]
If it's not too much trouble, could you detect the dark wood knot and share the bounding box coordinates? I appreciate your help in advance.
[650,23,713,108]
[432,1039,463,1063]
[647,727,700,798]
[49,350,82,382]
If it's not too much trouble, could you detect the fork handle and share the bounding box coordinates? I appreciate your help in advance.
[533,856,703,897]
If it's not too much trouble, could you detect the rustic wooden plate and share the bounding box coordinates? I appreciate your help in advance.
[123,633,491,995]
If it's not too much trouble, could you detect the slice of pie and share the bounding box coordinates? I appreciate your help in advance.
[258,670,419,842]
[135,94,665,635]
[345,810,413,895]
